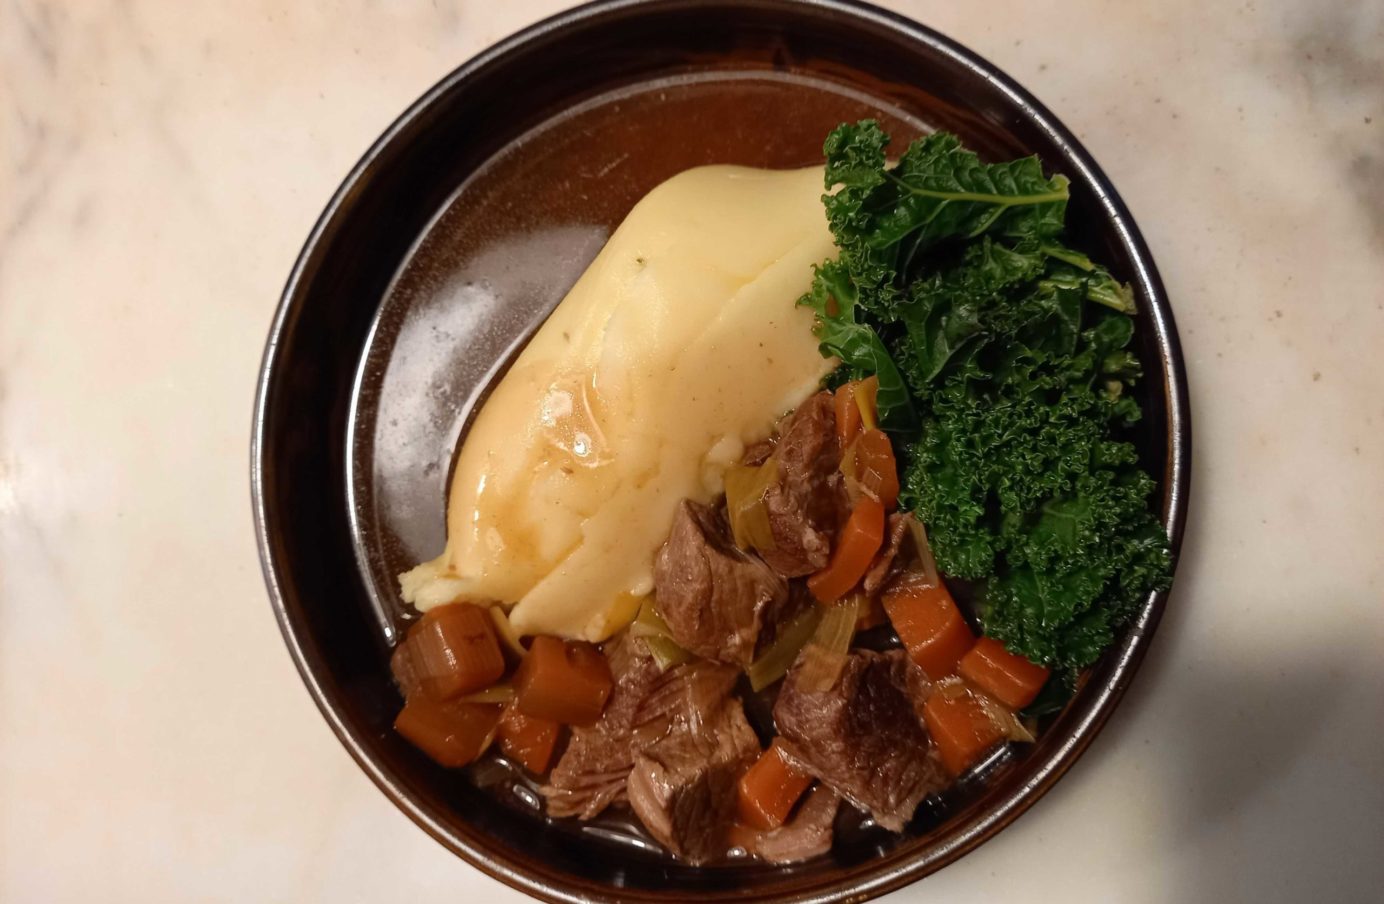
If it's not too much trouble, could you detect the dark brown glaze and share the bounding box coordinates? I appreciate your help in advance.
[254,0,1190,901]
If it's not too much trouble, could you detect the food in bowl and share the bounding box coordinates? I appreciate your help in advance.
[387,122,1171,865]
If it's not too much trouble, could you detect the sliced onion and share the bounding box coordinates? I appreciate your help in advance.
[976,689,1036,743]
[933,676,1034,744]
[746,605,824,691]
[795,597,860,693]
[487,606,528,661]
[853,378,879,432]
[459,683,517,705]
[905,516,942,589]
[838,438,864,506]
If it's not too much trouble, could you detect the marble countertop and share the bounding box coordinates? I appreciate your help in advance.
[3,1,1382,901]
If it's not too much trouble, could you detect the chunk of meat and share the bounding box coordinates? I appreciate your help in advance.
[773,649,946,831]
[541,641,661,818]
[541,650,739,819]
[760,392,845,577]
[748,786,841,864]
[654,500,795,665]
[862,512,911,596]
[627,698,760,865]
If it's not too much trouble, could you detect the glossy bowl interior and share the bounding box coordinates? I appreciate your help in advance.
[252,1,1190,901]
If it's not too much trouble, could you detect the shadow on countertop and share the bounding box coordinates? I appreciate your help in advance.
[1091,476,1384,903]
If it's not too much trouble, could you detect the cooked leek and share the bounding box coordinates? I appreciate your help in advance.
[630,598,692,672]
[795,597,860,693]
[745,605,823,691]
[459,683,517,704]
[642,635,694,672]
[630,597,673,640]
[725,458,780,552]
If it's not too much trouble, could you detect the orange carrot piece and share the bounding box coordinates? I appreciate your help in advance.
[390,640,424,700]
[855,428,900,510]
[513,636,614,726]
[958,637,1051,710]
[922,688,1006,776]
[394,698,502,768]
[834,381,863,449]
[497,703,563,773]
[808,496,886,603]
[409,603,506,700]
[882,579,974,680]
[737,739,815,831]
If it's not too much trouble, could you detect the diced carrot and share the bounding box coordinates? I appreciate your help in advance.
[407,603,507,700]
[394,698,502,768]
[855,429,900,510]
[854,375,880,430]
[737,739,815,831]
[808,496,886,603]
[513,636,614,726]
[958,636,1051,710]
[390,640,424,700]
[923,687,1007,776]
[497,703,563,774]
[834,381,863,449]
[882,579,974,680]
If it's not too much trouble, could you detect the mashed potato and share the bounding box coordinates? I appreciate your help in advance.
[400,164,837,640]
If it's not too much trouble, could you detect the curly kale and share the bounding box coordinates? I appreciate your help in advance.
[802,121,1171,674]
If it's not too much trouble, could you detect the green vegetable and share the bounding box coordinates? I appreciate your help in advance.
[801,260,917,432]
[801,121,1170,674]
[745,605,824,692]
[724,458,780,552]
[630,599,692,672]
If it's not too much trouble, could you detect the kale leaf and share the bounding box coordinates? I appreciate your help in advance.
[801,121,1170,673]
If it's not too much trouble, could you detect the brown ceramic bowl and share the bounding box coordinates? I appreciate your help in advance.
[252,0,1190,900]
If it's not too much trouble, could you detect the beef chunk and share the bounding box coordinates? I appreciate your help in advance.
[773,649,946,831]
[748,786,841,864]
[759,392,844,577]
[627,698,760,865]
[654,500,794,665]
[541,651,739,819]
[862,512,911,596]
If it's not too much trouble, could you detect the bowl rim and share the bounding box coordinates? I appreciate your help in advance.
[251,0,1191,900]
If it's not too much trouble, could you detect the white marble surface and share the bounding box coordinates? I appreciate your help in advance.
[2,1,1382,901]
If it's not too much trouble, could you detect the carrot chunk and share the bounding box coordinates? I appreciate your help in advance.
[513,636,614,726]
[394,698,502,768]
[958,636,1051,710]
[406,603,506,700]
[834,381,863,449]
[808,496,886,603]
[497,703,563,774]
[855,428,900,510]
[737,739,815,830]
[922,688,1006,776]
[882,579,974,680]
